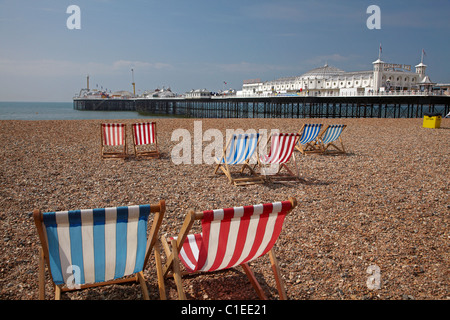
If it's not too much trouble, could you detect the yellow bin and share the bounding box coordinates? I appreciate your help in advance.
[423,113,441,129]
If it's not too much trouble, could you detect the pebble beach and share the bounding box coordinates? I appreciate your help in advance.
[0,117,448,300]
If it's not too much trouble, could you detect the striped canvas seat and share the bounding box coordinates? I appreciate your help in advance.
[260,133,299,165]
[259,133,301,181]
[217,133,259,165]
[317,124,347,154]
[132,122,159,158]
[296,123,323,154]
[214,133,264,186]
[162,198,297,300]
[33,202,166,300]
[100,123,127,159]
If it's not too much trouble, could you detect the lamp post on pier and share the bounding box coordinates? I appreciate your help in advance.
[131,68,136,97]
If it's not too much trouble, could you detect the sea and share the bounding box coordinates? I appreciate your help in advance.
[0,101,168,120]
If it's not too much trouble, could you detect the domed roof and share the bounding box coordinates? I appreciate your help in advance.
[300,64,345,79]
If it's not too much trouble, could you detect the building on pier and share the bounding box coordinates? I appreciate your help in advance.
[185,88,212,99]
[240,55,429,97]
[142,87,176,98]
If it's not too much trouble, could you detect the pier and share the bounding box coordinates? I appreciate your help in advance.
[73,95,450,119]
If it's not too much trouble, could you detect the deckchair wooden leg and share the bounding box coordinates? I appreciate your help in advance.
[218,165,234,184]
[339,137,346,153]
[54,285,61,300]
[161,237,172,277]
[281,164,295,177]
[293,153,300,179]
[240,163,252,174]
[137,271,150,300]
[325,143,344,154]
[161,236,170,256]
[241,263,268,300]
[154,241,167,300]
[171,239,187,300]
[268,249,287,300]
[38,248,45,300]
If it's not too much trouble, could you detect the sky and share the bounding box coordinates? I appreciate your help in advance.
[0,0,449,102]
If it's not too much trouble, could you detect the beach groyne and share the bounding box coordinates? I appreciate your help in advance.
[73,95,450,118]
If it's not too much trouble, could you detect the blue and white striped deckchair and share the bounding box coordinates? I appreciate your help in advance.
[214,133,264,186]
[33,201,166,300]
[296,124,323,154]
[317,124,347,154]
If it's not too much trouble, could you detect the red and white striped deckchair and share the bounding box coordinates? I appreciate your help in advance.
[132,122,160,159]
[100,123,127,160]
[162,198,297,300]
[258,133,301,182]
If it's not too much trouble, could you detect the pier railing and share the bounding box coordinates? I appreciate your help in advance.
[73,95,449,119]
[233,90,448,98]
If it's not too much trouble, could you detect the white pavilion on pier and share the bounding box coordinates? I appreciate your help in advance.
[240,51,430,97]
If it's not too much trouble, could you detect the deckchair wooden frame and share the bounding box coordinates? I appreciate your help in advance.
[295,123,323,155]
[258,133,302,182]
[214,134,264,186]
[316,124,347,154]
[161,197,297,300]
[100,123,128,160]
[33,200,167,300]
[132,122,160,159]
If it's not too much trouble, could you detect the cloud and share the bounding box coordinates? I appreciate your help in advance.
[208,61,289,75]
[241,1,362,24]
[306,54,354,66]
[382,7,450,29]
[112,60,172,71]
[0,58,173,77]
[242,3,305,21]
